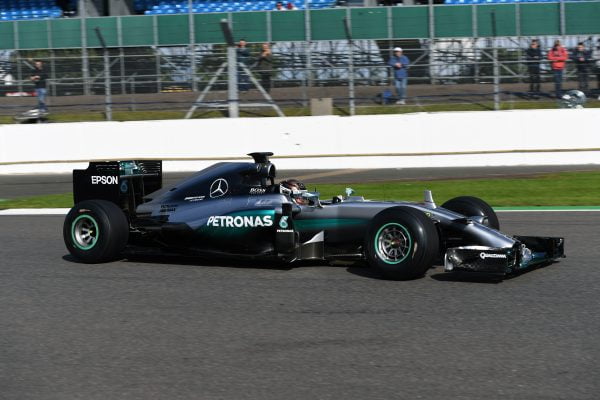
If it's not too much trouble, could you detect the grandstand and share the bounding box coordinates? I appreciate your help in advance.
[0,0,76,20]
[1,0,597,21]
[139,0,336,14]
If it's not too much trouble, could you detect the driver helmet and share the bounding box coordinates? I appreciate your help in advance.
[280,179,308,204]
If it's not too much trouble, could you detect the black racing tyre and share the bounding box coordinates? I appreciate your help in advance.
[365,207,439,280]
[63,200,129,263]
[441,196,499,230]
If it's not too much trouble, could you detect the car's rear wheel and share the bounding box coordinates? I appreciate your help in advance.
[441,196,500,230]
[365,207,439,280]
[63,200,129,263]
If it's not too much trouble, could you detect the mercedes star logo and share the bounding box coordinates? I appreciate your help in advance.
[209,178,229,198]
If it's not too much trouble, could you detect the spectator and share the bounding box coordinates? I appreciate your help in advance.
[30,60,48,112]
[547,40,568,98]
[286,2,296,9]
[388,47,410,105]
[237,39,251,91]
[275,2,284,10]
[571,42,592,92]
[256,43,274,93]
[525,39,542,97]
[593,39,600,92]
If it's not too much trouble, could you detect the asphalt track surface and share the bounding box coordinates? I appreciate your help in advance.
[1,212,599,400]
[2,164,600,199]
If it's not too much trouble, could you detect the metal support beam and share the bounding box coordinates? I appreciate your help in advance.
[343,14,355,116]
[304,3,312,88]
[227,46,239,118]
[95,27,112,121]
[491,11,500,111]
[188,0,197,92]
[80,0,91,95]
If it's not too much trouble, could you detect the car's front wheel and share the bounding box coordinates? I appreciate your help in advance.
[365,207,439,280]
[63,200,129,263]
[441,196,499,230]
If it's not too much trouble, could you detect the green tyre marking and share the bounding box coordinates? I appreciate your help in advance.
[374,222,412,265]
[71,214,100,250]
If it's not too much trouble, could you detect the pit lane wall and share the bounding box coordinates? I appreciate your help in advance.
[1,108,600,174]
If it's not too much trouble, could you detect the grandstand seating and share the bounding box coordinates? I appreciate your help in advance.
[444,0,591,4]
[137,0,336,14]
[0,0,67,21]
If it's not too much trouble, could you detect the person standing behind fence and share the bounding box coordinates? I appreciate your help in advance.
[593,39,600,93]
[237,39,251,92]
[30,60,48,112]
[547,40,568,98]
[571,42,592,92]
[388,47,410,105]
[256,43,274,93]
[525,39,542,98]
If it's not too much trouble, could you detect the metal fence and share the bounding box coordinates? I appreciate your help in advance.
[1,35,599,119]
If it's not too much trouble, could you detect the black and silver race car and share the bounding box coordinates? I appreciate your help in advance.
[63,152,564,280]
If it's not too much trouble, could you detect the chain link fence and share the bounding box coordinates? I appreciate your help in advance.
[1,35,599,119]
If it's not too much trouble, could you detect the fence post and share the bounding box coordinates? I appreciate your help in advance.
[428,0,435,85]
[95,27,112,121]
[304,2,312,88]
[491,11,500,111]
[221,19,239,118]
[188,0,198,92]
[119,47,126,94]
[79,0,91,95]
[343,14,355,116]
[16,50,23,93]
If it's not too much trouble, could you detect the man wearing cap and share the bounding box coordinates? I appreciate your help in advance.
[388,47,410,105]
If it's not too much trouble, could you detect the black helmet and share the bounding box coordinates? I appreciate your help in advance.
[280,179,308,204]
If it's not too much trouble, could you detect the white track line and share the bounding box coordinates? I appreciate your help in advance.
[0,208,70,215]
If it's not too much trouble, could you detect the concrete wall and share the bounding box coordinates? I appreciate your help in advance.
[1,109,599,174]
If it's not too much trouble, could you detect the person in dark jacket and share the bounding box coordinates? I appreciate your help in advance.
[388,47,410,105]
[593,39,600,92]
[525,39,542,97]
[236,39,251,91]
[571,42,592,92]
[30,60,48,112]
[255,43,274,93]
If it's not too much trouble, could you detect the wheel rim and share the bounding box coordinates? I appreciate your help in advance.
[374,223,412,264]
[71,215,100,250]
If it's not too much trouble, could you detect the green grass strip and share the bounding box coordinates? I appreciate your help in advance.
[1,171,599,209]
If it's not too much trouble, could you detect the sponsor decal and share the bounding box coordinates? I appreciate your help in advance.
[209,178,229,198]
[254,199,274,206]
[479,252,507,259]
[160,204,177,213]
[279,216,289,229]
[91,175,118,185]
[277,229,294,233]
[249,187,266,195]
[207,215,273,228]
[184,196,205,202]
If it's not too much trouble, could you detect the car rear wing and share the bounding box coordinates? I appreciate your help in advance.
[73,160,162,216]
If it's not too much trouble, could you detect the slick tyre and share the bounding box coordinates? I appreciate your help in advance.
[365,207,439,280]
[63,200,129,263]
[441,196,500,230]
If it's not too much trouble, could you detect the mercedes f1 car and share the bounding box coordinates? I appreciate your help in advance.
[63,152,564,280]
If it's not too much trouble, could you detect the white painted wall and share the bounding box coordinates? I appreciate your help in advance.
[1,108,599,174]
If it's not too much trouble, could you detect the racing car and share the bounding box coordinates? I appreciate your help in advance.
[63,152,564,280]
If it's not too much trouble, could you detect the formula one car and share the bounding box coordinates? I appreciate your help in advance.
[63,152,564,280]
